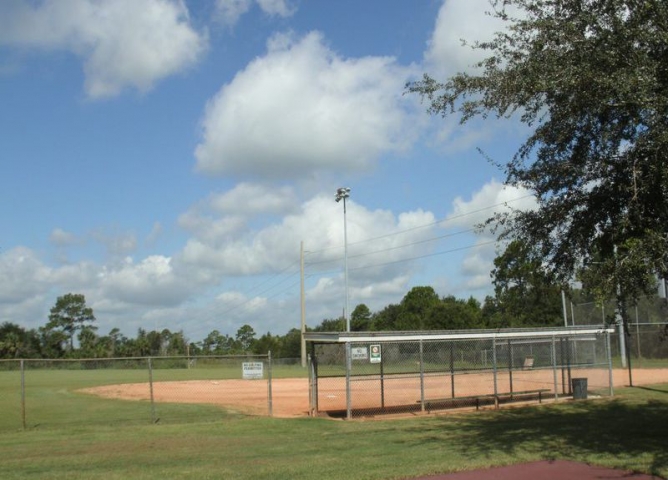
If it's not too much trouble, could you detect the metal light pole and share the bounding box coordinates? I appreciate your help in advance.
[335,187,351,332]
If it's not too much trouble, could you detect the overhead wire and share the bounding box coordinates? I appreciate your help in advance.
[305,193,533,256]
[211,193,531,319]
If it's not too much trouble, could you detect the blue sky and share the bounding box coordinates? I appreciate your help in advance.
[0,0,536,342]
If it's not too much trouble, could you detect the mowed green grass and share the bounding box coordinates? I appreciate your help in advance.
[0,365,666,480]
[0,363,310,431]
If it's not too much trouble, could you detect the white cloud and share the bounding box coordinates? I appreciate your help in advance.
[0,247,53,303]
[91,229,138,256]
[215,0,295,26]
[447,178,536,230]
[209,183,298,215]
[459,248,495,291]
[215,0,252,26]
[425,0,509,80]
[179,192,440,283]
[145,222,163,246]
[256,0,295,17]
[98,255,191,306]
[0,0,207,98]
[50,228,78,247]
[0,190,446,339]
[445,179,537,294]
[195,31,419,178]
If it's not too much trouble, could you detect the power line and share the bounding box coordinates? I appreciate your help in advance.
[201,194,527,326]
[305,227,476,267]
[305,193,532,255]
[305,239,496,279]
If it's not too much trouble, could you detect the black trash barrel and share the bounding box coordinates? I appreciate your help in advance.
[572,378,588,399]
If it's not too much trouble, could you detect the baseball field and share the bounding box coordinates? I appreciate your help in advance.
[0,364,667,479]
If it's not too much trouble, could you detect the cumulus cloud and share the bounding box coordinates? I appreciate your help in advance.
[179,192,440,282]
[177,183,301,246]
[145,222,163,246]
[424,0,509,80]
[91,229,138,256]
[0,247,53,303]
[209,183,299,215]
[460,251,495,290]
[0,190,446,338]
[256,0,295,17]
[194,31,419,178]
[97,255,191,306]
[49,228,79,247]
[0,0,207,98]
[445,179,537,293]
[447,178,536,230]
[215,0,295,26]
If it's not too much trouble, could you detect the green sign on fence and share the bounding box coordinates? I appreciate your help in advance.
[370,344,381,364]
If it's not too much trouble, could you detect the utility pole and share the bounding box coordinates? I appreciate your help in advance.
[561,290,568,327]
[300,241,306,368]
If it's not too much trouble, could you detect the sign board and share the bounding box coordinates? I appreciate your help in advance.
[351,346,368,360]
[370,344,381,363]
[242,362,264,379]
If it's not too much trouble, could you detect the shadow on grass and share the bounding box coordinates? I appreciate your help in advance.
[406,394,668,478]
[635,386,668,396]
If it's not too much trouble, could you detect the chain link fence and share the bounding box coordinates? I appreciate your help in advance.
[0,354,275,431]
[568,295,668,368]
[618,323,668,368]
[308,328,615,419]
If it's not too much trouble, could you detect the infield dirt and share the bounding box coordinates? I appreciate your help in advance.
[81,368,668,418]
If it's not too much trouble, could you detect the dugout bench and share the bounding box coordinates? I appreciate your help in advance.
[419,389,551,413]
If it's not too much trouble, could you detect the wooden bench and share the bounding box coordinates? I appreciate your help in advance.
[419,389,551,413]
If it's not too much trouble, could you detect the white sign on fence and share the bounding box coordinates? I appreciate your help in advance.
[242,362,264,379]
[351,346,368,360]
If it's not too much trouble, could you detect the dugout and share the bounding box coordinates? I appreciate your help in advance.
[304,326,615,419]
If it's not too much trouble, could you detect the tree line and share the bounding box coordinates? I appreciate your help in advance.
[2,239,665,360]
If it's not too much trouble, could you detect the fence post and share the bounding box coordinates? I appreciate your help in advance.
[311,342,319,415]
[566,336,573,395]
[267,351,273,417]
[419,340,425,412]
[21,359,26,430]
[508,339,514,396]
[379,347,385,410]
[308,354,314,416]
[551,335,558,400]
[345,342,352,420]
[148,357,157,423]
[492,337,498,408]
[449,341,455,399]
[606,331,614,397]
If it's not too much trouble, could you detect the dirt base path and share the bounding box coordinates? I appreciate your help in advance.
[82,368,668,418]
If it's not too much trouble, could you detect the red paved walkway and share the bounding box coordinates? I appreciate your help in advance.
[411,460,664,479]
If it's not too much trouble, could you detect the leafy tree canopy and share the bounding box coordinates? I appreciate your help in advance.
[45,293,96,351]
[235,324,257,351]
[350,304,372,331]
[409,0,668,323]
[491,240,564,326]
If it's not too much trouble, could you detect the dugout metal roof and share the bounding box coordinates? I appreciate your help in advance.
[303,325,615,344]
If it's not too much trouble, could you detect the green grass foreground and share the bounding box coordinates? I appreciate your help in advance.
[0,384,666,480]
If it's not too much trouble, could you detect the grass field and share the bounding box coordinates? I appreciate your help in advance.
[0,366,666,479]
